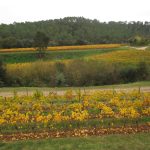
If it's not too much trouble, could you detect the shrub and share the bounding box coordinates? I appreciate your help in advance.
[0,61,6,87]
[5,60,150,87]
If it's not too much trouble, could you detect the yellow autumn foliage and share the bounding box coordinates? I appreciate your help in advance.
[0,90,149,130]
[0,44,122,53]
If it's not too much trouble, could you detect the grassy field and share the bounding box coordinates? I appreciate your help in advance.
[1,46,149,65]
[0,47,127,64]
[0,133,150,150]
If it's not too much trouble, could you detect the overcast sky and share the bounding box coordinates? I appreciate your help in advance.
[0,0,150,24]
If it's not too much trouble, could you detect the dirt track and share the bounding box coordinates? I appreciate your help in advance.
[129,46,148,50]
[0,87,150,97]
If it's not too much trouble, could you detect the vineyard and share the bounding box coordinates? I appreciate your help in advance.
[0,90,150,141]
[0,1,150,148]
[0,44,122,53]
[87,49,150,64]
[0,44,150,145]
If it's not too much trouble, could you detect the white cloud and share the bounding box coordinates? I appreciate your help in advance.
[0,0,149,24]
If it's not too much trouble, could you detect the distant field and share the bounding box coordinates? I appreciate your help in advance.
[2,46,150,88]
[86,49,150,64]
[0,46,127,64]
[0,44,122,53]
[1,45,149,64]
[0,133,150,150]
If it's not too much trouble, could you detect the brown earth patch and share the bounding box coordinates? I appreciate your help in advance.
[1,124,150,142]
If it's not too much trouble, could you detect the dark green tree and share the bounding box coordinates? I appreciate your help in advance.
[136,62,149,80]
[34,31,49,58]
[0,17,150,48]
[0,61,6,86]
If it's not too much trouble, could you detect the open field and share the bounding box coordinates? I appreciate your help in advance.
[0,133,150,150]
[1,46,149,64]
[1,45,149,64]
[0,46,127,64]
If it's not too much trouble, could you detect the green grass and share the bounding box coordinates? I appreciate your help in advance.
[0,47,128,64]
[0,133,150,150]
[0,81,149,92]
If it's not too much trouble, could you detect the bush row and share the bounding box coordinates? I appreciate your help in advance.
[0,60,150,87]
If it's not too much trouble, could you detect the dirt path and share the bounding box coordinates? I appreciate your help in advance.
[129,46,148,50]
[0,87,150,97]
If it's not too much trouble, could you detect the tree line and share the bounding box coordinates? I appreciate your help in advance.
[0,17,150,48]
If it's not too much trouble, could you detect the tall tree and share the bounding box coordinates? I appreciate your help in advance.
[34,31,49,58]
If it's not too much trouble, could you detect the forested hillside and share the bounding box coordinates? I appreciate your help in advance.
[0,17,150,48]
